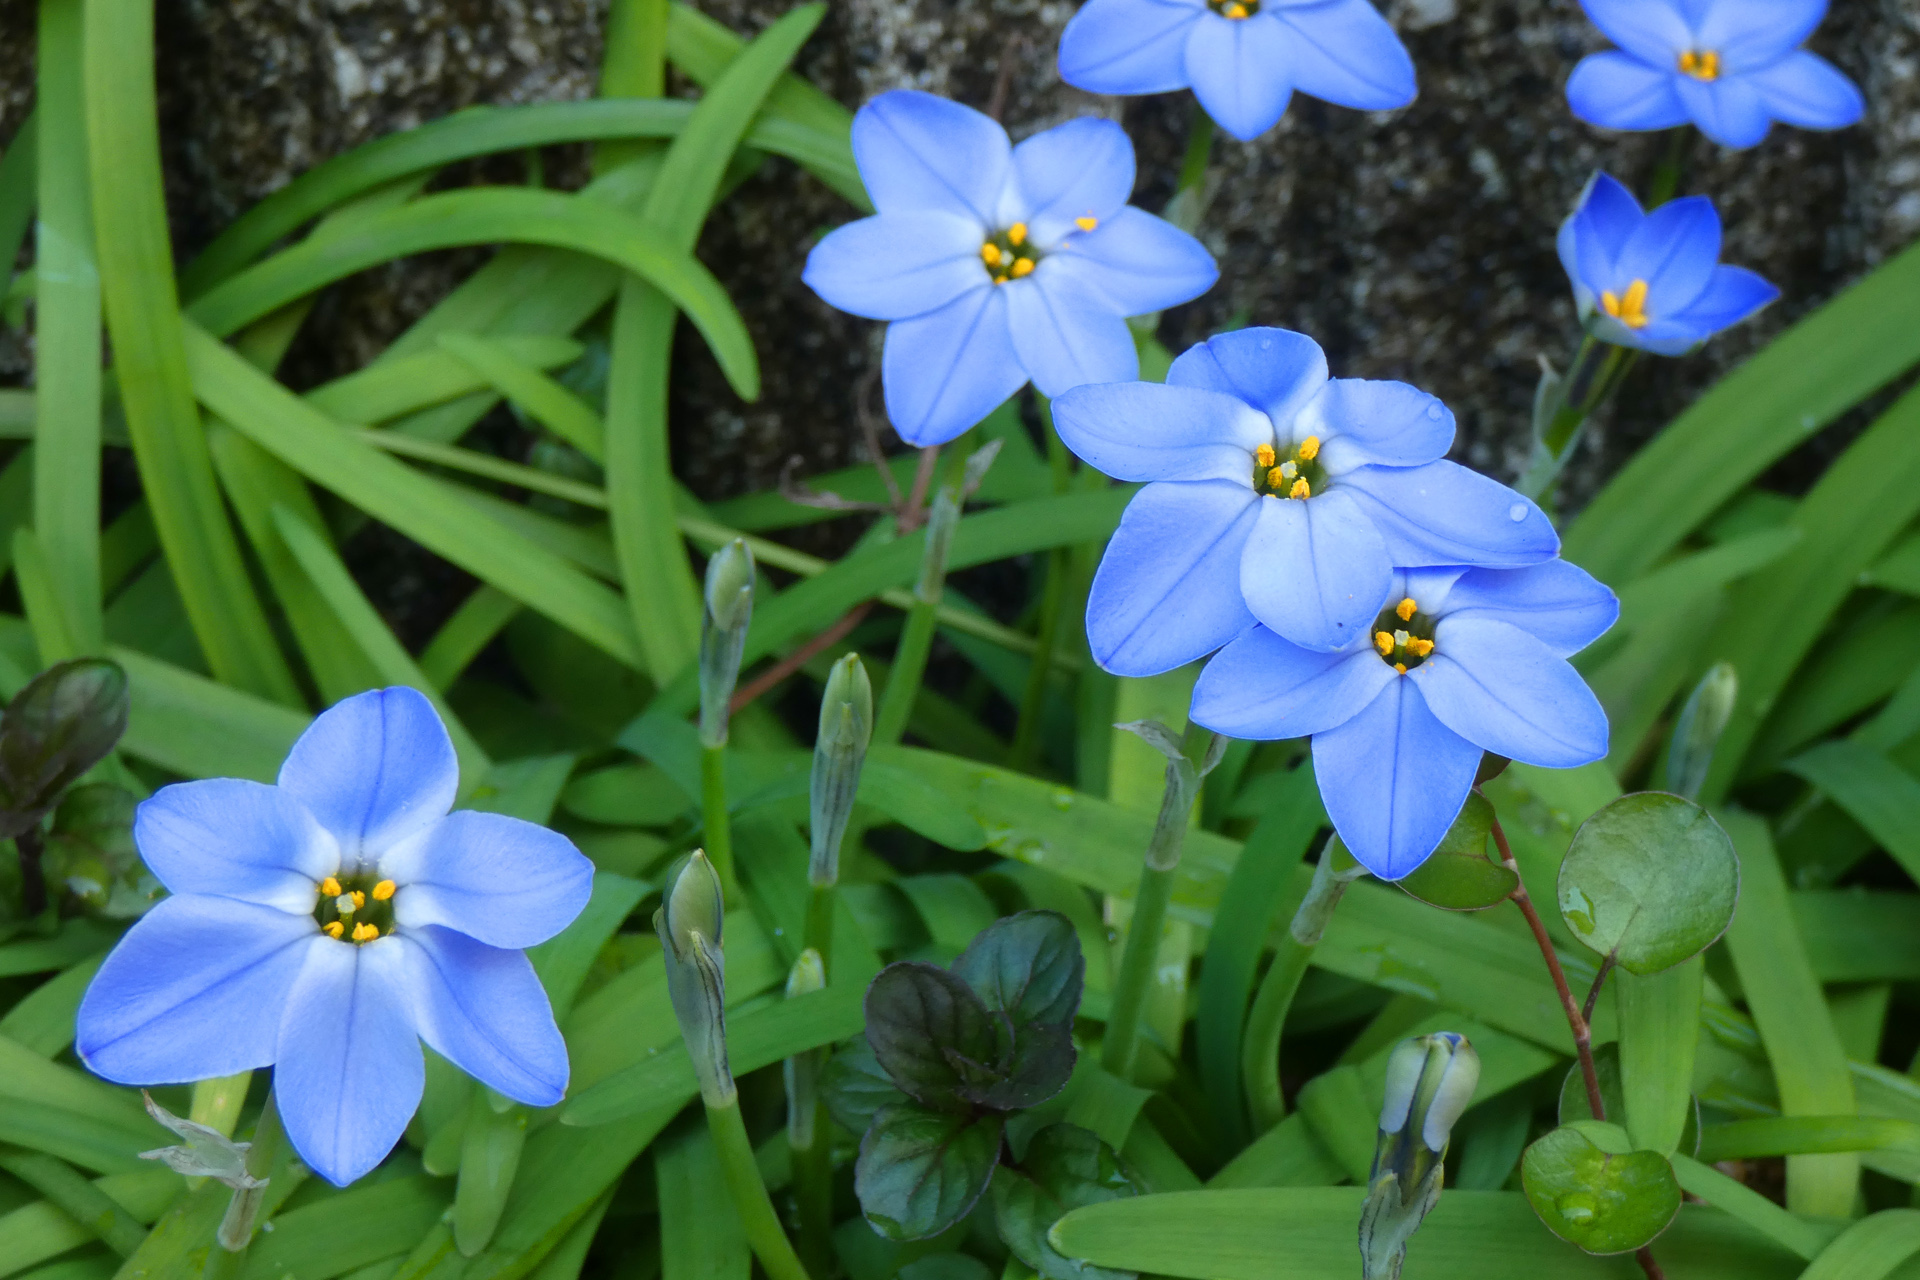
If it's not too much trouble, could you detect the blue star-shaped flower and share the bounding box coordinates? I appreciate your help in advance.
[1559,172,1779,356]
[1191,561,1618,879]
[1567,0,1864,150]
[1057,0,1416,141]
[1053,327,1559,667]
[76,687,593,1187]
[803,91,1218,447]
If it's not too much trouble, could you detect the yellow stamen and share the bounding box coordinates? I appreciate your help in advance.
[349,890,366,909]
[1601,278,1651,329]
[320,876,341,897]
[324,921,344,939]
[373,879,396,901]
[981,243,1002,267]
[1410,638,1435,657]
[1678,49,1720,81]
[1222,1,1248,16]
[1396,597,1417,622]
[1255,443,1276,468]
[1008,222,1027,246]
[351,922,380,943]
[1009,257,1035,279]
[1267,465,1286,490]
[1075,215,1098,232]
[994,277,1007,286]
[1374,631,1395,657]
[1287,478,1311,500]
[1394,662,1408,674]
[1297,435,1320,461]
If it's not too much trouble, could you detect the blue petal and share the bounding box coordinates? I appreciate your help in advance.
[1190,626,1393,740]
[801,213,990,321]
[852,91,1010,224]
[134,779,334,913]
[1597,315,1705,356]
[1748,50,1864,130]
[1439,562,1620,658]
[1086,480,1260,677]
[1413,617,1610,767]
[1005,270,1139,398]
[1339,462,1559,568]
[1010,118,1136,248]
[1168,327,1328,429]
[1047,208,1219,316]
[1699,0,1829,72]
[882,286,1026,446]
[1305,378,1453,472]
[1052,381,1272,483]
[1562,173,1645,307]
[399,926,568,1107]
[1185,12,1295,141]
[1576,0,1689,64]
[1240,489,1392,652]
[1566,52,1691,132]
[275,939,423,1187]
[279,687,459,864]
[1675,75,1773,149]
[77,896,316,1084]
[384,811,593,950]
[1310,678,1482,880]
[1668,264,1778,335]
[1618,195,1720,316]
[1058,0,1200,95]
[1275,0,1417,111]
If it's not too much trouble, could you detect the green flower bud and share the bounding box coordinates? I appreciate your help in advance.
[698,540,755,748]
[1664,662,1737,802]
[1360,1033,1480,1280]
[809,654,872,887]
[783,948,826,1152]
[655,851,733,1106]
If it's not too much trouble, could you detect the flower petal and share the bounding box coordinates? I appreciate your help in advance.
[1338,462,1559,568]
[1303,378,1453,471]
[1059,0,1201,94]
[1275,0,1417,111]
[1168,327,1329,430]
[1439,562,1620,658]
[1005,270,1139,398]
[1566,52,1692,132]
[882,285,1026,447]
[1674,74,1773,149]
[1190,626,1393,740]
[1086,480,1261,677]
[1668,264,1778,335]
[1185,13,1295,141]
[1576,0,1689,65]
[852,91,1009,224]
[1011,118,1137,248]
[802,213,991,321]
[1046,207,1219,316]
[1617,195,1720,316]
[77,896,317,1084]
[1310,678,1482,880]
[275,938,423,1187]
[384,811,593,950]
[397,926,568,1107]
[1413,616,1610,767]
[1560,172,1646,315]
[279,687,459,864]
[1699,0,1829,72]
[1051,381,1271,483]
[1746,49,1864,131]
[134,779,335,912]
[1240,489,1392,652]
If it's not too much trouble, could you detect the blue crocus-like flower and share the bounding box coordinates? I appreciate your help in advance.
[1053,327,1558,668]
[1191,561,1618,879]
[76,688,593,1187]
[1558,173,1779,356]
[1057,0,1416,141]
[802,91,1218,447]
[1567,0,1863,150]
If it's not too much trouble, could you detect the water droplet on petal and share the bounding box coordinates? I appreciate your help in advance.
[1426,403,1442,420]
[1508,503,1528,522]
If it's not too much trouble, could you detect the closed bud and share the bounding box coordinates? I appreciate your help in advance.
[1360,1033,1480,1280]
[784,948,826,1152]
[655,851,733,1106]
[698,541,755,747]
[810,654,872,887]
[0,658,130,836]
[1664,663,1737,802]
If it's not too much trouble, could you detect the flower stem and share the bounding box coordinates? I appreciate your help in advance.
[1176,105,1216,197]
[1518,338,1636,502]
[1010,415,1075,770]
[1644,127,1690,208]
[873,450,964,747]
[804,883,835,978]
[700,743,735,893]
[704,1095,813,1280]
[214,1091,283,1258]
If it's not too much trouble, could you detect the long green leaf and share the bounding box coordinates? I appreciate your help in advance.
[0,110,36,284]
[111,644,307,781]
[1796,1210,1920,1280]
[242,1176,449,1280]
[307,337,581,426]
[436,334,605,459]
[1616,958,1702,1155]
[1669,1154,1833,1262]
[1698,1117,1920,1161]
[1786,741,1920,885]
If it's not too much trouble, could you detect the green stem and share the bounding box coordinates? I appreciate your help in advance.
[1010,421,1074,770]
[700,744,734,893]
[803,883,835,979]
[1518,338,1636,502]
[0,1147,146,1256]
[1644,127,1690,208]
[704,1096,813,1280]
[873,455,965,747]
[214,1091,283,1260]
[1176,105,1216,197]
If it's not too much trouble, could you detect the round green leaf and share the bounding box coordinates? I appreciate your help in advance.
[1521,1123,1681,1255]
[1397,793,1518,911]
[1556,792,1739,974]
[855,1104,1003,1241]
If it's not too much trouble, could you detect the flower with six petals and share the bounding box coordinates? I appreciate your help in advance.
[802,91,1218,446]
[76,687,593,1187]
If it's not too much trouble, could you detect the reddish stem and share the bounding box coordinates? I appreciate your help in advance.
[728,602,873,715]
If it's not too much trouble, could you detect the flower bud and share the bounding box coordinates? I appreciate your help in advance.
[1664,662,1737,802]
[698,540,755,748]
[784,948,826,1152]
[655,851,734,1106]
[1360,1033,1479,1280]
[809,654,872,887]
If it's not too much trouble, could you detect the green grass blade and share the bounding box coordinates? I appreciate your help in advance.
[1786,740,1920,885]
[1697,1116,1920,1161]
[436,334,606,459]
[110,644,308,781]
[308,337,582,426]
[655,1119,749,1280]
[1616,958,1702,1155]
[13,528,79,664]
[0,109,37,284]
[1669,1153,1832,1261]
[1796,1210,1920,1280]
[420,586,522,691]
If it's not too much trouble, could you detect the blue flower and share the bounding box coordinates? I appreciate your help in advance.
[1058,0,1416,141]
[1567,0,1863,150]
[76,688,593,1187]
[1191,561,1618,879]
[802,91,1218,446]
[1052,327,1558,668]
[1558,173,1779,356]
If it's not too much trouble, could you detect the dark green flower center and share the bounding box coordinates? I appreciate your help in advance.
[314,870,398,944]
[980,222,1043,284]
[1207,0,1259,17]
[1253,437,1328,498]
[1373,597,1437,672]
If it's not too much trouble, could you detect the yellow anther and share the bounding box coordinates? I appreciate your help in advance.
[324,921,344,939]
[1009,257,1035,279]
[1222,2,1248,16]
[349,890,366,909]
[320,876,341,897]
[1008,222,1028,246]
[1393,629,1411,648]
[1602,278,1650,329]
[1396,597,1417,622]
[373,879,396,901]
[1075,215,1098,232]
[1410,638,1435,657]
[1288,478,1311,500]
[1279,460,1298,480]
[981,243,1003,267]
[1267,466,1286,490]
[1374,631,1395,656]
[351,922,380,943]
[1297,435,1321,461]
[1255,443,1276,468]
[1678,49,1720,81]
[1394,662,1408,674]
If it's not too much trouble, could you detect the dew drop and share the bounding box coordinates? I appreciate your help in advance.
[1050,789,1075,811]
[1508,503,1528,522]
[1425,403,1442,420]
[1555,1193,1599,1224]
